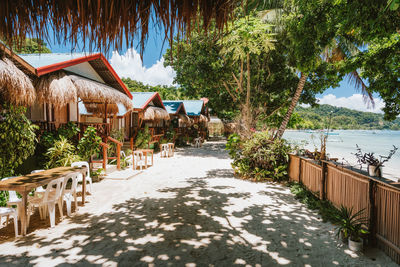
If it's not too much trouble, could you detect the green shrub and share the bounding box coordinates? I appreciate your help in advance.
[45,136,81,169]
[109,128,125,156]
[135,125,151,149]
[227,131,292,181]
[57,121,80,143]
[0,105,38,178]
[77,126,102,162]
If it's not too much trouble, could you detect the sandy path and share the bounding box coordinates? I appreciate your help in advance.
[0,141,396,266]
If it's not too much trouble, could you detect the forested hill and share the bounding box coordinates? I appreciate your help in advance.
[294,104,400,130]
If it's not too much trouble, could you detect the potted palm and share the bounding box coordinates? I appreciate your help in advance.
[335,206,368,251]
[354,145,398,177]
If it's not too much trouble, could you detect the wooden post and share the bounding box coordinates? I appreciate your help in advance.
[369,180,377,246]
[298,158,302,183]
[104,103,108,123]
[117,143,121,170]
[320,161,327,200]
[130,137,134,151]
[102,145,107,171]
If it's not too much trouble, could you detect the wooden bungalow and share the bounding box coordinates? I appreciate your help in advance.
[123,92,170,145]
[16,52,133,138]
[163,100,192,139]
[181,100,210,139]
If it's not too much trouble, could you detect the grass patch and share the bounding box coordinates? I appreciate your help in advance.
[288,182,338,223]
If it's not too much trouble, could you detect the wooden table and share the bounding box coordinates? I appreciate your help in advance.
[0,166,87,236]
[133,149,154,169]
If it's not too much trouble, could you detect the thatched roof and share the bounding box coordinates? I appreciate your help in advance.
[35,71,77,105]
[144,106,170,122]
[1,0,235,55]
[0,57,36,106]
[70,74,133,110]
[178,114,191,126]
[83,103,119,116]
[199,114,209,124]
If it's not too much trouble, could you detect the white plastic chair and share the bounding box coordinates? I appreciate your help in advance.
[31,170,46,198]
[133,151,146,170]
[160,144,169,158]
[61,173,79,217]
[28,178,64,228]
[2,177,22,218]
[167,143,174,157]
[194,137,201,148]
[71,162,92,194]
[0,207,18,237]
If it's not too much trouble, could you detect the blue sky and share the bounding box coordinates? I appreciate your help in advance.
[42,28,384,114]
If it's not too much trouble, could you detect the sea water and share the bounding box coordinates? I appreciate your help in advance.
[283,130,400,181]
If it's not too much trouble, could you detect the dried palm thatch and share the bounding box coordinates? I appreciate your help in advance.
[0,57,35,106]
[178,114,191,126]
[1,0,235,55]
[69,74,133,111]
[35,71,77,106]
[199,114,209,123]
[84,103,119,116]
[144,106,170,122]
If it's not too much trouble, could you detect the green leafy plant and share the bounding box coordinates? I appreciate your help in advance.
[334,206,369,242]
[109,128,125,156]
[227,131,292,181]
[77,126,102,162]
[0,105,38,178]
[289,182,338,223]
[57,121,80,143]
[45,136,81,169]
[91,168,104,181]
[135,125,151,149]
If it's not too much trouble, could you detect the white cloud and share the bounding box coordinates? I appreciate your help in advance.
[109,48,176,86]
[317,94,385,113]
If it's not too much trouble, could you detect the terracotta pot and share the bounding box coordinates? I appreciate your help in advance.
[348,239,363,252]
[368,165,382,177]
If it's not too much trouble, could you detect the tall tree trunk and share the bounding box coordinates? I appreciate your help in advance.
[245,52,252,132]
[275,72,308,139]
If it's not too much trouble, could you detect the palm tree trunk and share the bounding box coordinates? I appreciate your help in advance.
[275,72,308,139]
[245,52,251,131]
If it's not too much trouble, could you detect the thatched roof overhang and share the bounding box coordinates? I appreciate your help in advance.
[144,106,170,122]
[35,71,133,112]
[178,114,191,126]
[0,0,235,55]
[70,74,133,111]
[0,57,36,106]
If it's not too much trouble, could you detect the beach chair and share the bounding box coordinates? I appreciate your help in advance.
[160,144,169,157]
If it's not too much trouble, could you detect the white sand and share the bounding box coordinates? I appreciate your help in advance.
[0,141,396,266]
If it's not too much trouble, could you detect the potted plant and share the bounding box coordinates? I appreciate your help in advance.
[334,206,368,251]
[354,145,398,177]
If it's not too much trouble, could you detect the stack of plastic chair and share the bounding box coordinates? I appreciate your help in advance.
[0,207,18,237]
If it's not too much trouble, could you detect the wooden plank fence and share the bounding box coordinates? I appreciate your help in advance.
[289,154,400,264]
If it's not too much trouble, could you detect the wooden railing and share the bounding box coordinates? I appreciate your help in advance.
[107,136,122,170]
[289,154,400,264]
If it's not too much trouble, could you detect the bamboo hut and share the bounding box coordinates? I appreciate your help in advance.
[16,52,133,137]
[122,92,170,144]
[181,100,210,140]
[163,100,191,139]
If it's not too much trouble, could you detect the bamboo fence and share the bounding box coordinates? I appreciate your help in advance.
[289,154,400,264]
